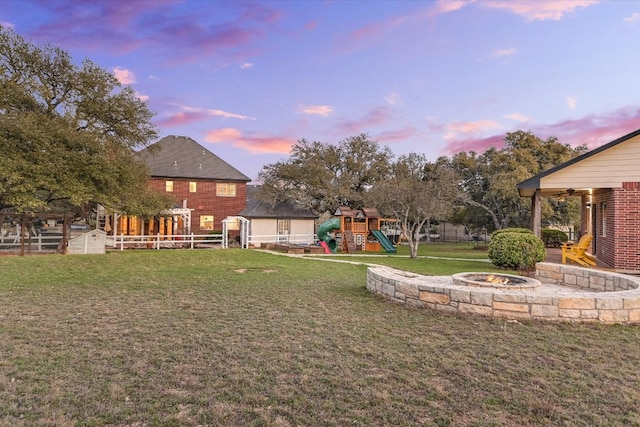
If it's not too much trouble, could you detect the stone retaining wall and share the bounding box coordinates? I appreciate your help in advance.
[366,262,640,324]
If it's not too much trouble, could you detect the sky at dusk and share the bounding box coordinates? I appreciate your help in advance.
[2,0,640,182]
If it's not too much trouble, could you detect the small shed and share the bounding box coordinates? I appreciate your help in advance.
[239,185,317,246]
[67,230,107,254]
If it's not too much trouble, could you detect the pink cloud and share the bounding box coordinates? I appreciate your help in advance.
[135,92,149,102]
[113,66,136,84]
[538,107,640,148]
[156,105,254,127]
[336,107,393,135]
[443,134,506,155]
[441,106,640,155]
[481,0,599,22]
[344,0,473,50]
[491,47,516,58]
[442,119,503,140]
[375,127,417,144]
[204,128,243,142]
[204,128,295,154]
[156,111,208,127]
[23,1,280,64]
[624,13,640,24]
[504,113,531,123]
[298,105,334,116]
[433,0,475,14]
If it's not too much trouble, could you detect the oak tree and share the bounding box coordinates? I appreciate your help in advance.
[0,27,170,217]
[257,133,393,214]
[449,130,587,232]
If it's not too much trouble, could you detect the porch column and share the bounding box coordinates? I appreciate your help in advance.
[531,189,542,238]
[581,195,589,236]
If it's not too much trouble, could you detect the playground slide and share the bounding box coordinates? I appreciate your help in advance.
[371,230,397,254]
[318,240,332,254]
[317,217,341,253]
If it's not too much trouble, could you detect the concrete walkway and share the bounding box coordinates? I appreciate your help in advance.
[261,246,614,271]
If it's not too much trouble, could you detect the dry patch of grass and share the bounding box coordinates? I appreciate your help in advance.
[0,250,639,426]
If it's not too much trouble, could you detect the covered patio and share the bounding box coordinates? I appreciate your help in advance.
[518,128,640,273]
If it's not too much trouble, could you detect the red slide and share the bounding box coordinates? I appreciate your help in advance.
[319,241,331,254]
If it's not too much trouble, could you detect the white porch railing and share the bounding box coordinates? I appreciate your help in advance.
[109,233,224,250]
[247,233,316,246]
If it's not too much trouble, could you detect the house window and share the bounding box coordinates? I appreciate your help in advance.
[189,182,197,193]
[165,181,174,192]
[601,202,607,237]
[277,219,290,235]
[216,183,236,197]
[200,215,214,231]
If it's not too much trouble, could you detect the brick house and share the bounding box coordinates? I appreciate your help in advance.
[138,135,251,234]
[518,128,640,273]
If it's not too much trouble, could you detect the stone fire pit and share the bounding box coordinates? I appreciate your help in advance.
[452,272,540,290]
[367,263,640,324]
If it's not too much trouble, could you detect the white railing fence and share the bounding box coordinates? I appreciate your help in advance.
[247,233,316,247]
[109,233,224,250]
[2,231,320,254]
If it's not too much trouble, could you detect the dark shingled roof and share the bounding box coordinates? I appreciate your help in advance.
[138,135,250,182]
[240,185,317,219]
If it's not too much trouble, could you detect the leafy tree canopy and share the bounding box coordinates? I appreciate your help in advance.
[449,130,587,232]
[0,26,169,216]
[257,133,393,214]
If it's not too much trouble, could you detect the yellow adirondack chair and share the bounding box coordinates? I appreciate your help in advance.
[561,234,596,267]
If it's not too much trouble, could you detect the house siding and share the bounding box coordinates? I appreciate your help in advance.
[539,134,640,190]
[149,178,247,233]
[593,183,640,272]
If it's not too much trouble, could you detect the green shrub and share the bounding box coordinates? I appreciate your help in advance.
[541,228,569,248]
[488,230,546,270]
[491,228,533,236]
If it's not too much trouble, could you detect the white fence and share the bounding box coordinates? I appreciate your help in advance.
[108,233,225,250]
[109,232,317,250]
[1,231,319,254]
[247,233,316,247]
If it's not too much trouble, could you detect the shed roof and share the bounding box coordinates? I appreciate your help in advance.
[240,186,317,219]
[138,135,250,182]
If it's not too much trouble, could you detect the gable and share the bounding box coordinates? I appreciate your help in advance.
[138,135,250,182]
[540,135,640,189]
[518,128,640,196]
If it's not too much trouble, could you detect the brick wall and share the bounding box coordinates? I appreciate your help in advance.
[149,178,247,233]
[593,183,640,271]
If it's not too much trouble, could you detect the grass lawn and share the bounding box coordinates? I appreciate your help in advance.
[1,249,639,426]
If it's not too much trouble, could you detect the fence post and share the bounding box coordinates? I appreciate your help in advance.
[191,233,194,249]
[156,233,160,250]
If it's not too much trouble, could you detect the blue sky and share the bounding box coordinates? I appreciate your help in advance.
[2,0,639,181]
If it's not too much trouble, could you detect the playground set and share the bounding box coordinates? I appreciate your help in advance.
[317,206,398,254]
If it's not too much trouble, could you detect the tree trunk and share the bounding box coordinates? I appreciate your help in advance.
[409,241,418,258]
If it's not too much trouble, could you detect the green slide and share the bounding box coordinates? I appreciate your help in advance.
[317,217,341,253]
[371,230,397,254]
